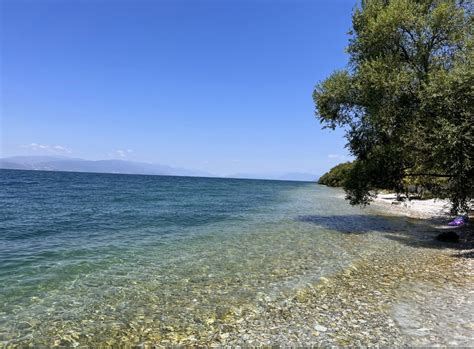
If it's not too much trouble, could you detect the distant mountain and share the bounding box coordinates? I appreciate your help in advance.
[227,172,318,182]
[0,156,212,177]
[0,156,319,181]
[277,172,319,182]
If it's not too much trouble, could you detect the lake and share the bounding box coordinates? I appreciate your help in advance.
[0,169,471,346]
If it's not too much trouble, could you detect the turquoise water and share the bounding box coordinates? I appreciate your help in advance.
[0,169,419,345]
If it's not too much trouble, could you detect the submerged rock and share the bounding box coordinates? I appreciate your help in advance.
[436,231,459,243]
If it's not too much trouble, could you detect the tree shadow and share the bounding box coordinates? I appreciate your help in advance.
[297,214,407,234]
[296,214,474,257]
[297,214,423,235]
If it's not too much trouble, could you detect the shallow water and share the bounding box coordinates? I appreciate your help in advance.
[0,169,470,346]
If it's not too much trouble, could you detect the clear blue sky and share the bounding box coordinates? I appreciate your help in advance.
[1,0,355,176]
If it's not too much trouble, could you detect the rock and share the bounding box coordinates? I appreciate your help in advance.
[314,324,327,332]
[436,231,459,243]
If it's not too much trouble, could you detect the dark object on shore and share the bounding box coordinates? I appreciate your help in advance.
[436,231,460,243]
[447,215,468,227]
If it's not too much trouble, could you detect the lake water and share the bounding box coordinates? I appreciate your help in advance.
[0,169,471,346]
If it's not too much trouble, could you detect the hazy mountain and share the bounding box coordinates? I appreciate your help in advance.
[0,156,212,177]
[1,156,318,181]
[1,155,84,166]
[276,172,319,182]
[226,172,318,182]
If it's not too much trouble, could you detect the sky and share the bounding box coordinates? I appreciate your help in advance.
[1,0,355,176]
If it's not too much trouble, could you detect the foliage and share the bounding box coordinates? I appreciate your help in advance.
[313,0,473,214]
[318,162,354,187]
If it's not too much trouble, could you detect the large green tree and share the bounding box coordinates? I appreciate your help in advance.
[313,0,473,213]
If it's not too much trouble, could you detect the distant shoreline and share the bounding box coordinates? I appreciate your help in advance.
[0,167,316,183]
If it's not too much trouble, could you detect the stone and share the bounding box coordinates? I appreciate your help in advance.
[436,231,459,243]
[314,324,328,332]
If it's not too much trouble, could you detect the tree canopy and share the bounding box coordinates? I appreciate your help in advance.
[313,0,473,213]
[318,162,354,187]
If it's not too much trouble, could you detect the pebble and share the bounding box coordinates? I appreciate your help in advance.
[314,325,327,332]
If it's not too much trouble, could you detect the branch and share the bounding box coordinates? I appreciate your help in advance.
[397,42,412,63]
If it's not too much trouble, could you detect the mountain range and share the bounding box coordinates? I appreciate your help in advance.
[0,156,318,181]
[0,156,212,177]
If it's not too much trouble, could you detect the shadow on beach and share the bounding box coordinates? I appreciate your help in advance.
[296,214,474,258]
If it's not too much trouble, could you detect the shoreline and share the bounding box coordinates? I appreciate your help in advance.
[371,192,473,244]
[216,193,474,346]
[221,244,474,346]
[331,189,452,220]
[120,196,474,346]
[373,193,452,219]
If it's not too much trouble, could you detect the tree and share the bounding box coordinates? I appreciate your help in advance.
[318,162,354,187]
[313,0,473,214]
